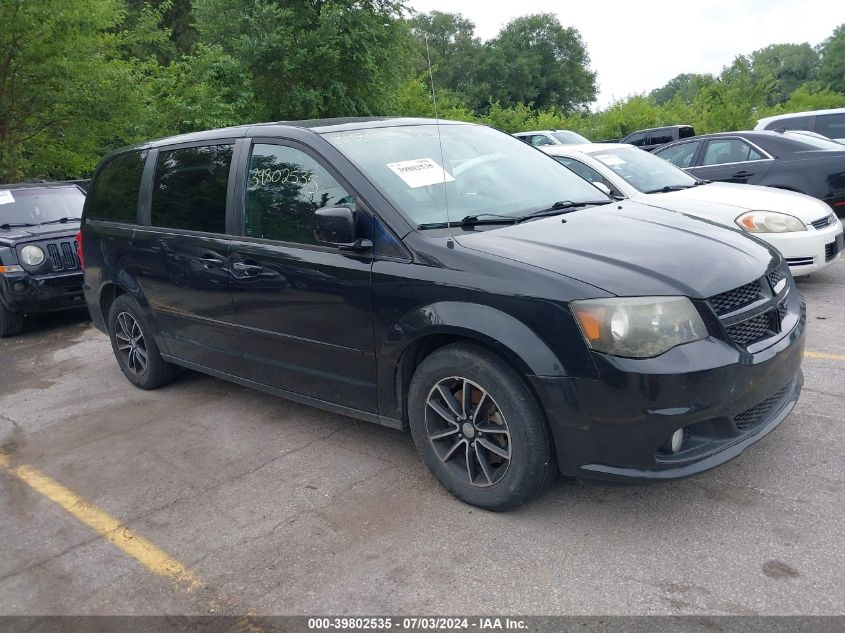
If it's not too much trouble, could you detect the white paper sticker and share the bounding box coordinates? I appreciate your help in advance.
[598,155,625,166]
[386,158,455,188]
[0,191,15,205]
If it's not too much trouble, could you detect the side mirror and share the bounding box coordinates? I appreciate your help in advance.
[313,206,372,250]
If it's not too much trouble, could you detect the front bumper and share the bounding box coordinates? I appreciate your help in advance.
[761,224,843,276]
[531,301,806,482]
[0,270,85,313]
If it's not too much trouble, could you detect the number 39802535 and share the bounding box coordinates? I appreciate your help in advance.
[250,167,319,194]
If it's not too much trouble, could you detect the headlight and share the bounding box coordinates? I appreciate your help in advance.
[736,211,806,233]
[571,296,709,358]
[20,245,45,266]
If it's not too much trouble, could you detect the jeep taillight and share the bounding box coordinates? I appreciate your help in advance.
[76,230,84,269]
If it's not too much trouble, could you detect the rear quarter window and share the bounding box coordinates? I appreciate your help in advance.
[85,150,148,223]
[765,116,811,131]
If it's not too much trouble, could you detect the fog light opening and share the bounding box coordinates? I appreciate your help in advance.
[662,428,685,454]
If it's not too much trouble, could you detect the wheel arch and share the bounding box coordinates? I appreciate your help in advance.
[379,301,574,428]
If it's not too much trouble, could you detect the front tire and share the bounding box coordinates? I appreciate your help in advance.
[408,343,555,510]
[0,305,23,338]
[107,294,178,389]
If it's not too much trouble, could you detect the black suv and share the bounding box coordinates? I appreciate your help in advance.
[621,125,695,152]
[0,182,86,336]
[81,118,805,509]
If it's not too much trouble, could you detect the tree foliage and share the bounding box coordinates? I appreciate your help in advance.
[194,0,413,120]
[1,3,844,184]
[0,0,153,182]
[650,73,715,105]
[819,24,845,94]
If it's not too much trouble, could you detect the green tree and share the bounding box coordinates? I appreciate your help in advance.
[650,73,715,105]
[0,0,154,182]
[194,0,414,120]
[750,43,820,103]
[408,11,483,98]
[480,13,596,113]
[819,23,845,94]
[123,0,198,62]
[758,84,845,119]
[693,57,775,132]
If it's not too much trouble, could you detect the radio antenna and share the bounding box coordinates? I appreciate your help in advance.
[424,35,452,240]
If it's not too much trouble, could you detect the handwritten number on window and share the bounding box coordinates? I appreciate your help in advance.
[250,168,319,195]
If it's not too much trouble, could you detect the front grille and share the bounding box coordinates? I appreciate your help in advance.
[825,240,840,262]
[42,239,80,272]
[811,214,835,230]
[734,383,792,432]
[766,268,784,290]
[777,299,788,321]
[726,312,775,347]
[707,280,762,316]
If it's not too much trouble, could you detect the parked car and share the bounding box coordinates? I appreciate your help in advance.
[755,108,845,143]
[620,125,695,152]
[81,118,804,510]
[654,130,845,216]
[0,182,86,336]
[513,129,590,146]
[543,143,843,276]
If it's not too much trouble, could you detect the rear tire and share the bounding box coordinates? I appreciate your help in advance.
[0,305,23,338]
[408,343,556,511]
[107,294,178,389]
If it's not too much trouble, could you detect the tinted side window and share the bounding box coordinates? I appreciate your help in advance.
[245,144,354,245]
[656,141,701,168]
[150,145,233,233]
[86,150,147,222]
[816,113,845,139]
[528,135,553,146]
[626,132,647,147]
[765,116,810,131]
[702,140,762,165]
[678,126,695,139]
[648,131,674,145]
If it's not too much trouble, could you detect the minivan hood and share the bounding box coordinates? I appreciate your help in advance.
[652,181,833,223]
[454,201,777,298]
[0,222,81,245]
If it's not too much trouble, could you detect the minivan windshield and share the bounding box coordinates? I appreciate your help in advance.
[0,187,84,226]
[586,146,698,193]
[324,124,611,226]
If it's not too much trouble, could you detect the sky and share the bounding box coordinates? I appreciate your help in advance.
[407,0,845,108]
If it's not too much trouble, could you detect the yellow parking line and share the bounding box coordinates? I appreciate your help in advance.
[0,453,202,592]
[805,350,845,361]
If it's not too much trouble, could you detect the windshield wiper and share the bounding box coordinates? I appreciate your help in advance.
[518,199,611,221]
[38,216,81,225]
[418,213,520,229]
[644,185,695,193]
[0,222,36,230]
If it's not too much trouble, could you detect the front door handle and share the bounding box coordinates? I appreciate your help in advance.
[232,261,264,276]
[732,170,754,178]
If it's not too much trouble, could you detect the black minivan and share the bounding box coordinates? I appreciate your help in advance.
[81,118,805,509]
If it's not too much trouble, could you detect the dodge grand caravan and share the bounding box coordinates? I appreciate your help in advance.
[80,118,805,510]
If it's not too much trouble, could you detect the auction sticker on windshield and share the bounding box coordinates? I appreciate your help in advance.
[0,191,15,205]
[387,158,455,188]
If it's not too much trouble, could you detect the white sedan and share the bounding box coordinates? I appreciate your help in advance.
[543,143,844,276]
